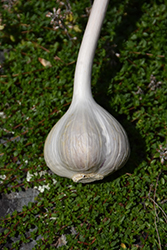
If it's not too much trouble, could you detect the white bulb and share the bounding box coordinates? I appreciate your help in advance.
[44,99,130,183]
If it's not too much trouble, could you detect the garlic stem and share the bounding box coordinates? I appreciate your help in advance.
[73,0,109,101]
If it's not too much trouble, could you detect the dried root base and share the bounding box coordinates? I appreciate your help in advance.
[72,173,104,183]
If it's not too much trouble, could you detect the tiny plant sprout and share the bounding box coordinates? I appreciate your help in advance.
[44,0,130,183]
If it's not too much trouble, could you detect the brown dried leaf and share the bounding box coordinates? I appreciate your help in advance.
[38,57,52,67]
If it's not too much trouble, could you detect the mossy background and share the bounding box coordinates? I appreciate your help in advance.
[0,0,167,249]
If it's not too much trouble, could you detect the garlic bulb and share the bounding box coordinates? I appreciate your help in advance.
[44,0,130,183]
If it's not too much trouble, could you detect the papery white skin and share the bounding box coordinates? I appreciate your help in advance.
[44,0,130,183]
[44,99,130,183]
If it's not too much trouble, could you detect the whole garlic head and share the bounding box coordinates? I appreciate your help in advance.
[44,0,130,183]
[44,99,130,183]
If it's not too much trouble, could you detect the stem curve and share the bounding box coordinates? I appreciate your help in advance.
[73,0,109,101]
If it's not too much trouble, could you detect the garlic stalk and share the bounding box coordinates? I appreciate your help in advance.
[44,0,130,183]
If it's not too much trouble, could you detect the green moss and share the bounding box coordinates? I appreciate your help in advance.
[0,0,167,249]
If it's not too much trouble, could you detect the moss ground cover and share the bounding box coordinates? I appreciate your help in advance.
[0,0,167,249]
